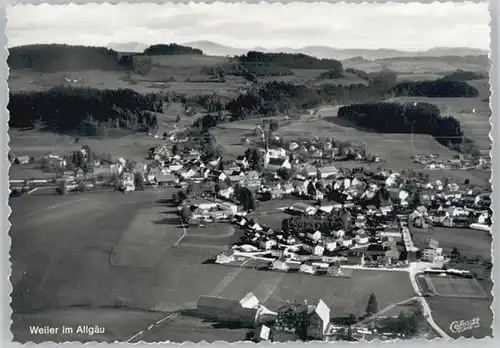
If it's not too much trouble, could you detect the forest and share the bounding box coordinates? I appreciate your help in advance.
[338,102,464,145]
[8,87,162,135]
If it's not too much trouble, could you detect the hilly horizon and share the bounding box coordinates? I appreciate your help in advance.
[108,40,488,60]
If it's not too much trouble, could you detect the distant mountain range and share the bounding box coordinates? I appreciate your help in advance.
[107,40,488,60]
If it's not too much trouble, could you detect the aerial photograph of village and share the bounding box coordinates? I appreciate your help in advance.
[7,2,492,343]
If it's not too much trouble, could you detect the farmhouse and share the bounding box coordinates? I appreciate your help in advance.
[196,294,260,328]
[318,166,338,179]
[306,299,331,340]
[265,157,291,172]
[289,203,316,215]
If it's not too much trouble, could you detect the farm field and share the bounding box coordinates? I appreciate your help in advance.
[215,268,416,318]
[9,130,161,162]
[8,55,245,97]
[343,57,488,75]
[213,113,489,186]
[411,227,492,261]
[11,308,165,343]
[137,314,250,343]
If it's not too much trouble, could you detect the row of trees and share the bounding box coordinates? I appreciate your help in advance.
[143,44,203,56]
[8,43,204,74]
[8,44,121,71]
[238,51,345,72]
[440,69,487,82]
[8,86,162,134]
[391,80,479,97]
[338,102,464,145]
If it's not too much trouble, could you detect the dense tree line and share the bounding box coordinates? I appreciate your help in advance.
[225,81,388,119]
[392,80,479,97]
[238,51,344,72]
[8,87,162,135]
[345,68,370,81]
[439,69,487,82]
[142,44,204,56]
[338,102,464,145]
[318,68,345,79]
[8,44,121,71]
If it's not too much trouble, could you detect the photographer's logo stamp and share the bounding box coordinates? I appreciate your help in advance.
[449,318,480,334]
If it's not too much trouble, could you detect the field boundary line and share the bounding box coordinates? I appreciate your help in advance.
[357,296,418,326]
[127,312,178,343]
[174,223,188,246]
[21,197,88,219]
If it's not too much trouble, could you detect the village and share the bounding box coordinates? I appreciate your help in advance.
[8,118,493,342]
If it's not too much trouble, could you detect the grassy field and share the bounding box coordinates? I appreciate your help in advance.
[343,57,488,75]
[138,314,250,343]
[412,227,492,261]
[426,297,493,339]
[214,268,416,318]
[212,111,489,187]
[11,308,165,343]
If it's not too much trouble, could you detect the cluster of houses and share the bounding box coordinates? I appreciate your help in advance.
[216,202,412,274]
[195,292,334,342]
[412,153,491,171]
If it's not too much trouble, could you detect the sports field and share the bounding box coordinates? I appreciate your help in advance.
[425,274,487,298]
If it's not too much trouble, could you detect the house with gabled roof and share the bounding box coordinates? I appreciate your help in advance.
[266,157,291,172]
[306,299,331,340]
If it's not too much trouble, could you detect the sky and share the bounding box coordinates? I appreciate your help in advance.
[6,2,490,51]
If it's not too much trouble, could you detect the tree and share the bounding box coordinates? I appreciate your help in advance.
[134,173,144,190]
[176,113,182,123]
[179,205,192,223]
[365,293,378,315]
[269,120,279,132]
[412,190,422,208]
[261,191,272,201]
[235,187,257,211]
[451,247,461,259]
[56,180,68,195]
[277,167,292,181]
[172,144,179,156]
[77,180,87,193]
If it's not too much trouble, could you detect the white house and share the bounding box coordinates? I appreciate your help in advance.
[266,157,291,172]
[332,229,346,238]
[289,203,317,215]
[259,239,277,250]
[355,234,369,245]
[313,245,325,256]
[324,240,337,251]
[307,230,322,242]
[318,166,338,179]
[235,156,250,168]
[219,187,234,199]
[267,148,287,159]
[300,263,316,274]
